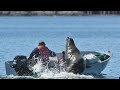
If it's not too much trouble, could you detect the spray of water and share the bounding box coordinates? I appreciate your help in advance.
[30,57,94,79]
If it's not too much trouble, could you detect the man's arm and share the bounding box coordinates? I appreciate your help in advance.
[49,49,56,57]
[28,48,38,60]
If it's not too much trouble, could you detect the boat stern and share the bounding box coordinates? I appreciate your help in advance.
[5,61,18,76]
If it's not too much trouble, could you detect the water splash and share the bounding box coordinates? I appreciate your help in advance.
[30,59,94,79]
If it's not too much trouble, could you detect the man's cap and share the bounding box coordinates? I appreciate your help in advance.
[38,41,46,46]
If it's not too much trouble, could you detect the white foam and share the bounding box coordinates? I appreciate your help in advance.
[30,60,94,79]
[39,72,94,79]
[0,75,35,79]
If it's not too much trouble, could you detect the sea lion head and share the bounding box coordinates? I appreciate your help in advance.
[66,37,76,48]
[66,37,80,55]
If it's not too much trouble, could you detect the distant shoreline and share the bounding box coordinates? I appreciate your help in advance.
[0,11,120,16]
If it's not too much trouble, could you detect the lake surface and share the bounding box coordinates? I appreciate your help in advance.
[0,16,120,79]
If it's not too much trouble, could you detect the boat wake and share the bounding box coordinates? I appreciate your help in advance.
[0,73,94,79]
[0,74,118,79]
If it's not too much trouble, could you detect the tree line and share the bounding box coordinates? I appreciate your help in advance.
[0,11,120,16]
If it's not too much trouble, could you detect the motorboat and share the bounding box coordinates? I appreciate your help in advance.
[5,51,112,76]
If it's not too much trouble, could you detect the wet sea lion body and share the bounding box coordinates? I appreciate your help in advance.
[65,37,86,74]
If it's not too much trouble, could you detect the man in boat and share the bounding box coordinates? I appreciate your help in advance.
[28,41,56,66]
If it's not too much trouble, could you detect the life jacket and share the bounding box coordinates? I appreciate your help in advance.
[37,46,50,61]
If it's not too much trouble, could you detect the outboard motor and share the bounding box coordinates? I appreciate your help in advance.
[13,55,27,67]
[13,55,33,76]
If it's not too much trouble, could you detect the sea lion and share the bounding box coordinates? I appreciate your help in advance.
[65,37,86,74]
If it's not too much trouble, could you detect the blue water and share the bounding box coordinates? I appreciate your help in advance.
[0,16,120,79]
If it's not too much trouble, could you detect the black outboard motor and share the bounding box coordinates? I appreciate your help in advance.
[13,55,33,76]
[14,55,27,67]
